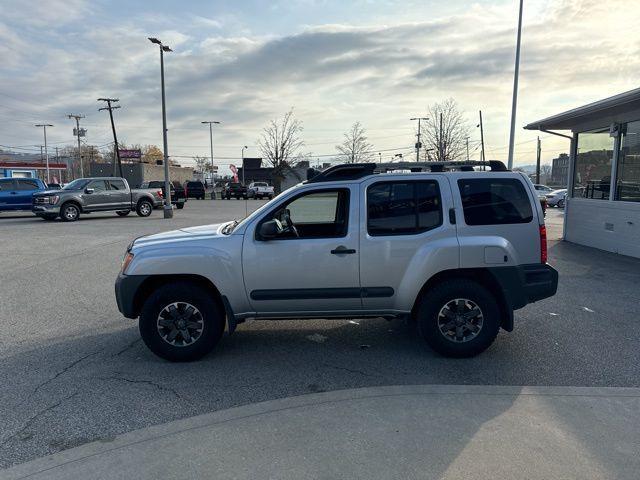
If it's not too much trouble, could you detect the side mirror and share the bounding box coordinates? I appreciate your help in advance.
[84,187,95,194]
[259,219,282,239]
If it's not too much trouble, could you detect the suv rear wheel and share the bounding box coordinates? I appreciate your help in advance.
[417,279,500,358]
[139,282,225,362]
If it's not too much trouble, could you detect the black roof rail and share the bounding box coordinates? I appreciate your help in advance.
[305,160,510,183]
[305,163,377,183]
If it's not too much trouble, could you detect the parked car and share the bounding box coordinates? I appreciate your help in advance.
[115,162,558,362]
[32,177,162,222]
[533,184,554,194]
[248,182,275,199]
[185,180,206,200]
[222,182,248,199]
[546,189,567,208]
[0,177,48,212]
[140,181,186,209]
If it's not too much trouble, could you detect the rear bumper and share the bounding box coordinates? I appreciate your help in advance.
[115,274,149,319]
[489,264,558,311]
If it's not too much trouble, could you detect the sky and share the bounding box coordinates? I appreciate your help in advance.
[1,0,639,172]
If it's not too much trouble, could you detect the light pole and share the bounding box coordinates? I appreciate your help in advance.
[242,146,248,216]
[507,0,524,170]
[477,111,486,170]
[241,146,248,186]
[202,121,220,194]
[35,124,53,183]
[410,117,428,161]
[149,37,173,219]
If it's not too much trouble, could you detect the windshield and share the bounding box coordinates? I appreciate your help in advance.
[63,179,90,190]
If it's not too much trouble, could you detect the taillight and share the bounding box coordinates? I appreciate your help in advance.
[157,189,163,198]
[539,225,547,264]
[184,185,188,197]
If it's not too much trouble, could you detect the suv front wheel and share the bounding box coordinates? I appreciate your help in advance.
[417,279,500,358]
[139,282,225,361]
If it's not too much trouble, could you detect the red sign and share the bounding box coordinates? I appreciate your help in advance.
[119,149,142,159]
[229,164,238,183]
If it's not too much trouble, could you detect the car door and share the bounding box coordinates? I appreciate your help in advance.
[359,176,458,311]
[242,185,361,315]
[13,178,42,209]
[107,179,130,210]
[82,180,110,211]
[0,179,17,210]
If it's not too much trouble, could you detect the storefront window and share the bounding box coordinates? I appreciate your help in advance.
[573,128,613,199]
[615,120,640,202]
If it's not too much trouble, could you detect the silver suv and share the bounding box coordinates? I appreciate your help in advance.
[115,162,558,361]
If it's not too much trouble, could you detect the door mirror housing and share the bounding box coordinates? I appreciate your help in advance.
[259,219,282,239]
[84,188,95,194]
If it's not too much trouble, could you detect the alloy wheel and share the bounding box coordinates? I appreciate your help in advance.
[437,298,484,343]
[156,302,204,347]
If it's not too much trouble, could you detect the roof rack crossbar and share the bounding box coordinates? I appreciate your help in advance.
[305,160,509,183]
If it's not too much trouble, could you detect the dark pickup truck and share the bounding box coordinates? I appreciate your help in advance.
[222,182,248,199]
[140,181,186,209]
[32,177,161,222]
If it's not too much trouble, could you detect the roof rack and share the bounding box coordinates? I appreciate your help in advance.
[305,160,508,183]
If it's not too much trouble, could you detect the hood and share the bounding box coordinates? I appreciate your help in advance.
[131,223,229,249]
[33,189,62,196]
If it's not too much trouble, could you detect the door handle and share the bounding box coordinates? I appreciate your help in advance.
[331,246,356,255]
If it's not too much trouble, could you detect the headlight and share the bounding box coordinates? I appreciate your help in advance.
[121,252,134,274]
[48,195,60,204]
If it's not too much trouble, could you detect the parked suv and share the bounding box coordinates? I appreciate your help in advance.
[185,180,206,200]
[115,162,558,361]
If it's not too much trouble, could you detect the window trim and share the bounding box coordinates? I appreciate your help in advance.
[457,178,534,226]
[255,187,351,241]
[366,180,443,237]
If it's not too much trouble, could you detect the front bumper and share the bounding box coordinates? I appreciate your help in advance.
[32,204,61,215]
[115,274,149,319]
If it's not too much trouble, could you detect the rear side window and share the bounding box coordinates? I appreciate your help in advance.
[109,180,126,190]
[15,179,40,190]
[458,178,533,225]
[367,181,442,236]
[0,179,13,190]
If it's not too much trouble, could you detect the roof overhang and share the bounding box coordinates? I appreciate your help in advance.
[524,87,640,131]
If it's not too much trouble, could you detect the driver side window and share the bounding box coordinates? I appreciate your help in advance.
[265,189,350,239]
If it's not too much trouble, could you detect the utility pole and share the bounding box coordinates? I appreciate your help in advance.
[97,99,122,177]
[202,121,221,197]
[465,136,470,161]
[378,152,382,163]
[478,110,486,169]
[242,146,248,217]
[67,114,85,178]
[536,136,541,184]
[410,117,428,161]
[507,0,524,170]
[439,112,444,161]
[148,37,173,218]
[35,124,53,183]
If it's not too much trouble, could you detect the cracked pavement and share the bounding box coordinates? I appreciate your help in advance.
[1,204,639,469]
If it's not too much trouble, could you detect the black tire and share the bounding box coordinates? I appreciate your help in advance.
[417,279,501,358]
[41,214,57,221]
[176,203,184,209]
[136,199,153,217]
[268,195,274,200]
[139,282,225,362]
[116,210,131,217]
[60,202,80,222]
[557,199,565,209]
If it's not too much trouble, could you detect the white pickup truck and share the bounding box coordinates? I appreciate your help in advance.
[248,182,275,199]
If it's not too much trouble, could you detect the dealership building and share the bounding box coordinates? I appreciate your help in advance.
[525,87,640,258]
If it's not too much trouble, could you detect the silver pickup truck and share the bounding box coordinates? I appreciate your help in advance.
[32,177,162,222]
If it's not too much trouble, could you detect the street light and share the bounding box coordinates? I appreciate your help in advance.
[242,146,248,216]
[35,124,53,183]
[507,0,524,170]
[241,146,248,186]
[202,121,221,195]
[148,37,173,218]
[410,117,429,161]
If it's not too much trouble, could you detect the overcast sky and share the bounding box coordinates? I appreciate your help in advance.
[1,0,638,170]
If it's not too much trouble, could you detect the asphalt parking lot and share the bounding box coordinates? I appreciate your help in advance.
[1,202,639,469]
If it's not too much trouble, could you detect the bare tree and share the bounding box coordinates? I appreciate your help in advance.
[193,156,210,174]
[541,164,552,176]
[258,109,304,191]
[336,122,374,163]
[421,98,470,162]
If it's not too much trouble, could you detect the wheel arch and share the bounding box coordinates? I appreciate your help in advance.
[60,199,83,213]
[132,274,226,324]
[411,268,513,331]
